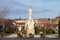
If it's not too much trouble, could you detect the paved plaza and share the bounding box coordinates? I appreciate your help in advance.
[0,34,60,40]
[3,34,58,38]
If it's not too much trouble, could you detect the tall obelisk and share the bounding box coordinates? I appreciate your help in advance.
[27,7,35,37]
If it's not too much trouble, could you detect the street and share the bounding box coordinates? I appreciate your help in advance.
[0,38,60,40]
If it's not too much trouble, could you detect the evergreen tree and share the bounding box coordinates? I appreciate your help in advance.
[58,20,60,37]
[34,26,40,35]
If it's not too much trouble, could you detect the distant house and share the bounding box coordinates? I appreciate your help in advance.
[13,19,27,31]
[55,16,60,24]
[12,16,60,32]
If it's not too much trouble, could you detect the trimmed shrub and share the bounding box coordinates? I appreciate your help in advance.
[58,20,60,37]
[34,26,40,35]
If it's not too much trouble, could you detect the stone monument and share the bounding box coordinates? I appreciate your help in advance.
[25,7,35,37]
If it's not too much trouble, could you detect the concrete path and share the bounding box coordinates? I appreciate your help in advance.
[4,34,18,38]
[44,34,58,38]
[3,34,58,38]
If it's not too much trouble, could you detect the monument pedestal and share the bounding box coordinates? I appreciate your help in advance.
[27,29,35,37]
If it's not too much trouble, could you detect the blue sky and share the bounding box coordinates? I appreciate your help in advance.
[0,0,60,19]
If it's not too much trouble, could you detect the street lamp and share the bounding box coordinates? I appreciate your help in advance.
[1,7,9,29]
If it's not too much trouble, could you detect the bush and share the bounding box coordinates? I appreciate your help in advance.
[0,31,6,37]
[45,29,56,34]
[34,26,40,35]
[0,26,3,33]
[17,32,22,37]
[22,30,27,34]
[4,27,16,33]
[58,20,60,37]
